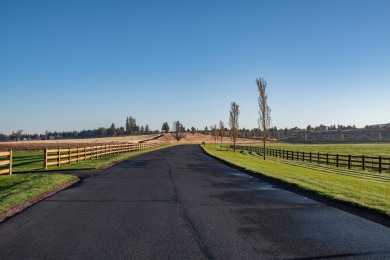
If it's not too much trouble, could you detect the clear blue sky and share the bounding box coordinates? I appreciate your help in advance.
[1,0,389,135]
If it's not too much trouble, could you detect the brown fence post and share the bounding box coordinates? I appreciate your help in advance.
[68,148,71,165]
[9,150,12,175]
[44,148,48,169]
[57,148,61,166]
[362,155,365,171]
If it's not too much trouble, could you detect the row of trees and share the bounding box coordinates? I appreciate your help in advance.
[209,77,271,159]
[306,124,357,131]
[1,116,155,141]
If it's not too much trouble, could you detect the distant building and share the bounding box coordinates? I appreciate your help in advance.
[319,125,328,132]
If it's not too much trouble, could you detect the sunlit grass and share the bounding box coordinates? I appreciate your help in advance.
[203,145,390,216]
[12,144,174,172]
[0,174,77,212]
[237,142,390,157]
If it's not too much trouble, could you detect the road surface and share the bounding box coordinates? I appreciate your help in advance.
[1,145,390,259]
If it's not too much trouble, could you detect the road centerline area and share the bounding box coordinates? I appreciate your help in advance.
[1,145,390,259]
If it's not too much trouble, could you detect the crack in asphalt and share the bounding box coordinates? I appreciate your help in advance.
[167,164,214,260]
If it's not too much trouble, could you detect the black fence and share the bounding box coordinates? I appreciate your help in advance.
[233,145,390,173]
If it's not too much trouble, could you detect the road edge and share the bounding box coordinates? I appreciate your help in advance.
[200,145,390,228]
[0,178,80,224]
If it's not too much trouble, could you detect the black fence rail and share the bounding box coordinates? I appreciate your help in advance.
[232,145,390,173]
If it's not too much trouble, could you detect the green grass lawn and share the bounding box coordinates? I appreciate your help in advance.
[1,144,173,215]
[12,144,173,172]
[203,145,390,217]
[238,142,390,157]
[0,173,77,212]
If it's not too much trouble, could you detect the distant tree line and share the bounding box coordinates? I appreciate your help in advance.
[0,116,156,141]
[364,123,390,129]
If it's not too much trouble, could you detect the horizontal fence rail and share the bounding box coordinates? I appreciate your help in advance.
[44,142,161,169]
[0,150,12,175]
[233,145,390,173]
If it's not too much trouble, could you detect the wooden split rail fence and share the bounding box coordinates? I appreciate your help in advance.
[233,145,390,173]
[0,150,12,175]
[44,142,161,169]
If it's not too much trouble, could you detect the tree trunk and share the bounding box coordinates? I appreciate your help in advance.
[263,138,266,160]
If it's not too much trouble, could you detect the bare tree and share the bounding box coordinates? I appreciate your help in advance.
[210,124,218,146]
[229,101,240,152]
[214,124,218,146]
[173,121,185,142]
[218,120,225,147]
[257,77,271,159]
[12,130,23,141]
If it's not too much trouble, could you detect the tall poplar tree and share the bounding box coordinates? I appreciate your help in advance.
[218,121,225,147]
[257,77,272,160]
[229,101,239,152]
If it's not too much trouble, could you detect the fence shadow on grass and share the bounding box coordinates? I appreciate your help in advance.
[241,150,390,183]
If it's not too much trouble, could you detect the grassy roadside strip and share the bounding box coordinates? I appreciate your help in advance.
[13,144,175,172]
[1,144,175,222]
[0,174,78,217]
[202,145,390,218]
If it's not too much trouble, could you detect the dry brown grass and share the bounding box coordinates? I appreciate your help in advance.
[161,132,256,145]
[0,133,257,151]
[0,134,162,151]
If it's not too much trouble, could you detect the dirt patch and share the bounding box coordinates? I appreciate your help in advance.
[0,178,80,223]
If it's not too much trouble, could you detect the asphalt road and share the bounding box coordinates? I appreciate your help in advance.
[1,145,390,259]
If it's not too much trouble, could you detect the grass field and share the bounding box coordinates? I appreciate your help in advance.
[237,142,390,157]
[0,174,77,212]
[11,144,173,173]
[203,145,390,217]
[1,144,173,217]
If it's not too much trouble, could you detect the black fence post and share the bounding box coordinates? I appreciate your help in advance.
[317,153,320,164]
[362,155,365,171]
[379,156,382,173]
[336,154,339,167]
[326,154,329,165]
[348,155,351,169]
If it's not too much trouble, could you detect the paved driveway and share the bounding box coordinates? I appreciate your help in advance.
[0,145,389,259]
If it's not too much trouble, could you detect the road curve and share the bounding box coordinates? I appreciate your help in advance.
[0,145,390,259]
